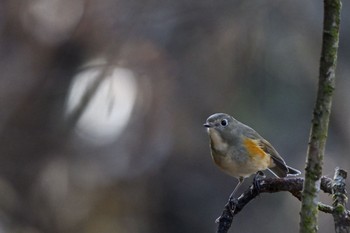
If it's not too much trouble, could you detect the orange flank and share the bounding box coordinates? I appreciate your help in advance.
[243,138,267,159]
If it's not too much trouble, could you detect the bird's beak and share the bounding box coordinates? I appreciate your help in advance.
[203,123,212,128]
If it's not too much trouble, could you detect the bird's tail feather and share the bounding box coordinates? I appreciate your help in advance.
[287,166,301,176]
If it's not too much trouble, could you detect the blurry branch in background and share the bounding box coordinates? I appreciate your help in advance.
[217,0,345,232]
[216,168,349,233]
[300,0,342,232]
[64,64,110,133]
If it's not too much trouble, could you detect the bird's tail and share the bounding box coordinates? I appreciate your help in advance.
[287,166,301,176]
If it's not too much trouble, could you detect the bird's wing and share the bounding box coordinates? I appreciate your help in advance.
[257,138,289,177]
[241,123,289,177]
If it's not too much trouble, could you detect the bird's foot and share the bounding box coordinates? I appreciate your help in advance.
[252,171,265,194]
[215,197,238,223]
[228,195,239,213]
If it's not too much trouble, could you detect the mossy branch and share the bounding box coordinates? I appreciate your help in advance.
[332,168,350,233]
[299,0,342,232]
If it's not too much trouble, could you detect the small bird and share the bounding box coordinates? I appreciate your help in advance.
[204,113,300,196]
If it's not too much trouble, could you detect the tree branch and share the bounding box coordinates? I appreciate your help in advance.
[216,176,336,233]
[299,0,342,232]
[332,168,350,233]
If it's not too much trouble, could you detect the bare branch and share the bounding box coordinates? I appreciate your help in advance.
[216,176,335,233]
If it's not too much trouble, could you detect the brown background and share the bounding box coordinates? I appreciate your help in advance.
[0,1,349,232]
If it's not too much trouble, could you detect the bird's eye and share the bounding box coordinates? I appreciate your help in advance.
[220,119,228,126]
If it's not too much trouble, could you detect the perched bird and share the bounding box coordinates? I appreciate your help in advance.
[204,113,301,196]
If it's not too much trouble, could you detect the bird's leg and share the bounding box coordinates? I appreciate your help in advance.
[229,177,244,201]
[252,171,265,194]
[214,177,243,222]
[226,177,244,213]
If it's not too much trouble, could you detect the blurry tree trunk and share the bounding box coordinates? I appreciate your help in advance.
[0,42,83,232]
[299,0,342,232]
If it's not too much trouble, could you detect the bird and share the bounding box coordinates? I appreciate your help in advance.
[204,113,301,196]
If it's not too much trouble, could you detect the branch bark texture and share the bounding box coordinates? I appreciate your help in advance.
[216,176,334,233]
[216,170,348,233]
[299,0,342,232]
[332,168,350,233]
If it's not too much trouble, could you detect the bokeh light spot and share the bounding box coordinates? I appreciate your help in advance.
[66,64,138,145]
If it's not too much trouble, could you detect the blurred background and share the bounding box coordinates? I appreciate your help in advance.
[0,0,349,232]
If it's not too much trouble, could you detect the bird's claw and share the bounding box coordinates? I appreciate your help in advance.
[252,171,265,194]
[228,196,238,213]
[215,197,238,224]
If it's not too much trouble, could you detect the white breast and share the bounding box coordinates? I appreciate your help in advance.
[208,128,228,152]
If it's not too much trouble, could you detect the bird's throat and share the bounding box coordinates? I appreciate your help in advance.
[208,129,229,152]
